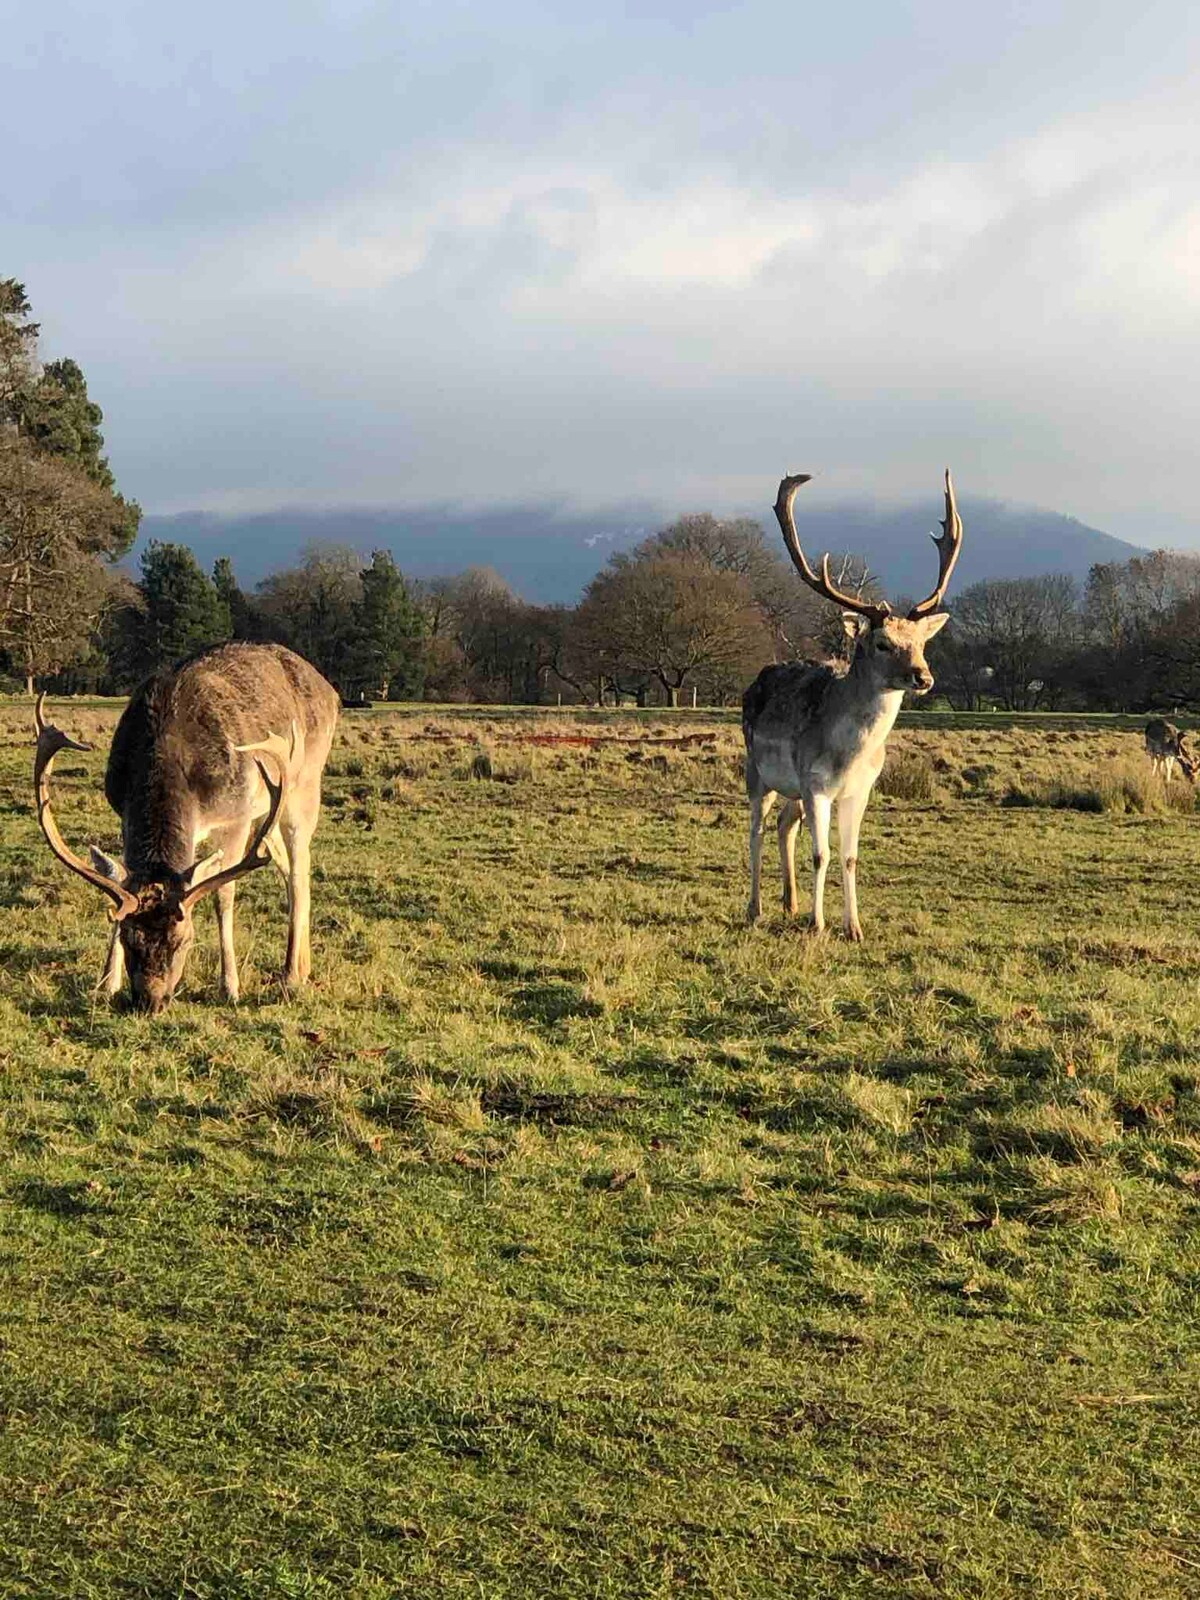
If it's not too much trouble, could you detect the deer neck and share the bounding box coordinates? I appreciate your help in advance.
[836,657,906,748]
[121,760,200,882]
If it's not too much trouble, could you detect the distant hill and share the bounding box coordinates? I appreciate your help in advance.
[137,497,1144,603]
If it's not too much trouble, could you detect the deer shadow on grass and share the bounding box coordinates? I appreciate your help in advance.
[9,1176,112,1221]
[507,981,604,1029]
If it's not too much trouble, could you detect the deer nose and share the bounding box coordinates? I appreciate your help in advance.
[133,988,170,1015]
[912,670,934,693]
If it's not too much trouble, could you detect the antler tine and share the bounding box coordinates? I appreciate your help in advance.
[33,698,139,918]
[180,726,294,910]
[774,473,891,622]
[908,468,964,620]
[35,692,91,751]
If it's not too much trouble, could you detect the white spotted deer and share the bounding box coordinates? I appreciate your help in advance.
[742,470,963,938]
[34,642,340,1012]
[1144,719,1197,785]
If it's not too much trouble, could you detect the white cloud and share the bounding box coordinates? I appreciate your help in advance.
[16,30,1200,542]
[196,80,1196,340]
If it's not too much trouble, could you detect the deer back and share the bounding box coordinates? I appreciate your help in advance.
[107,643,340,877]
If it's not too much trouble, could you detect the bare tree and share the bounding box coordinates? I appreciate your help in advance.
[255,543,363,684]
[0,437,135,691]
[635,511,877,661]
[578,550,772,706]
[940,574,1079,710]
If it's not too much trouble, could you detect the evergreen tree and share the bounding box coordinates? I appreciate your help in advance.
[17,357,140,556]
[0,279,38,417]
[108,542,231,683]
[345,550,426,699]
[213,556,254,638]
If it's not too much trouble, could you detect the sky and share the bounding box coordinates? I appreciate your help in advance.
[5,1,1200,545]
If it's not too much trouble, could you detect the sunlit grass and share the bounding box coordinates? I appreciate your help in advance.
[0,701,1197,1596]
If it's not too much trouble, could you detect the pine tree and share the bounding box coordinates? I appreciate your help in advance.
[17,359,140,556]
[108,543,231,683]
[213,556,254,638]
[346,550,427,700]
[0,279,38,418]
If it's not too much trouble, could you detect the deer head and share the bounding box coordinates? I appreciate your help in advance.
[34,697,292,1012]
[773,470,963,695]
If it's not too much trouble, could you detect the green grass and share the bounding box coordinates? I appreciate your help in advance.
[1,704,1199,1597]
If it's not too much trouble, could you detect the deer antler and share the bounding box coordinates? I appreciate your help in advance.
[773,474,892,624]
[907,469,964,620]
[179,724,295,910]
[33,695,140,919]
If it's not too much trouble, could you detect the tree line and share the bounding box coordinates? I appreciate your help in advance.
[11,513,872,706]
[7,278,1200,710]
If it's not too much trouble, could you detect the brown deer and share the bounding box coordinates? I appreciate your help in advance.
[34,642,340,1012]
[743,470,963,938]
[1144,718,1197,785]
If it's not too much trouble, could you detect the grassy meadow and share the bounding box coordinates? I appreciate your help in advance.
[1,700,1200,1597]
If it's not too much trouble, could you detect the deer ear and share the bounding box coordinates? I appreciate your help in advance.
[842,613,869,641]
[919,611,950,639]
[89,845,126,882]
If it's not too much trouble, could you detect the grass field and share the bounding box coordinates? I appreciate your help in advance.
[2,701,1199,1598]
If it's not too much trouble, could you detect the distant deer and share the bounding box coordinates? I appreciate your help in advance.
[742,470,963,938]
[34,642,340,1012]
[1144,719,1197,785]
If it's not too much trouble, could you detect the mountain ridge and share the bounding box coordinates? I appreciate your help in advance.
[137,498,1146,603]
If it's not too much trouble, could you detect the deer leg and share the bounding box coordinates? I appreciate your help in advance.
[837,787,871,943]
[805,791,833,934]
[747,786,777,924]
[283,833,311,987]
[100,922,125,997]
[280,788,320,987]
[209,822,252,1002]
[777,799,804,916]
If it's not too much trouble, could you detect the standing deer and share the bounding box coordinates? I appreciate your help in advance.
[742,470,963,938]
[34,642,340,1012]
[1144,719,1197,784]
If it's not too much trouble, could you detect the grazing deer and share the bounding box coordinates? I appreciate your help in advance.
[742,470,963,938]
[34,642,340,1012]
[1144,718,1197,784]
